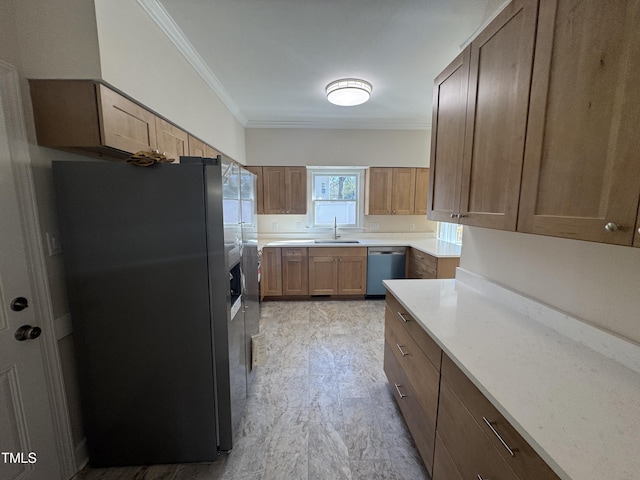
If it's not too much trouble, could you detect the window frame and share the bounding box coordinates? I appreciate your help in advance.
[307,167,365,230]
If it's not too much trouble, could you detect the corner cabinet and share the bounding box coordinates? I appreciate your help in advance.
[518,0,640,245]
[429,0,538,230]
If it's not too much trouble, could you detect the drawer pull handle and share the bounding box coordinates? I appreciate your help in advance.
[416,254,424,259]
[396,344,409,356]
[394,383,407,399]
[397,311,409,323]
[483,416,516,457]
[477,475,488,480]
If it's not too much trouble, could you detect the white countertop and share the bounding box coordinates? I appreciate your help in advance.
[383,270,640,480]
[260,236,461,258]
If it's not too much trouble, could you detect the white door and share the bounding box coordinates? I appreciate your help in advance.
[0,68,62,479]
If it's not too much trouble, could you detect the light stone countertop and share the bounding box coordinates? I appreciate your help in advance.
[383,269,640,480]
[259,235,461,258]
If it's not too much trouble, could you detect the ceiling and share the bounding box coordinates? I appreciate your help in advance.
[153,0,506,130]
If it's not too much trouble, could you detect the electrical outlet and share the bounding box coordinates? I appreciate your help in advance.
[295,221,303,230]
[369,222,379,231]
[409,223,416,231]
[271,222,279,231]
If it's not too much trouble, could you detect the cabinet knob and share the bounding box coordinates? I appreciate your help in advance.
[604,222,620,232]
[450,213,458,219]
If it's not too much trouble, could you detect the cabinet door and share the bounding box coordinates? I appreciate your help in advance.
[308,255,338,295]
[390,168,416,215]
[285,167,307,214]
[155,118,188,163]
[366,168,393,214]
[518,0,640,245]
[459,0,538,230]
[413,168,430,215]
[245,166,264,215]
[188,135,206,157]
[205,145,220,158]
[98,84,158,154]
[261,247,282,297]
[337,255,367,295]
[263,167,286,214]
[428,48,470,223]
[282,248,308,295]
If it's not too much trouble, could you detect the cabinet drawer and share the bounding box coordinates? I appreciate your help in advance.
[385,293,441,370]
[384,310,440,424]
[383,342,435,475]
[410,248,437,268]
[282,248,307,258]
[408,258,437,279]
[442,355,559,480]
[438,379,520,480]
[433,433,463,480]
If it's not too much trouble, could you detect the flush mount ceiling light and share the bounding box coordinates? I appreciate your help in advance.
[326,78,372,106]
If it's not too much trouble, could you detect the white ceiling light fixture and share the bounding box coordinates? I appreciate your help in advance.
[326,78,372,106]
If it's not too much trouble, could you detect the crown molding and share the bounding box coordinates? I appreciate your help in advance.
[137,0,248,126]
[245,120,431,131]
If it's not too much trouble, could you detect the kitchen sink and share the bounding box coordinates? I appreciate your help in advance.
[314,239,360,244]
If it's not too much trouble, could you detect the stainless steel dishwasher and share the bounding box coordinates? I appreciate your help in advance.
[366,246,406,296]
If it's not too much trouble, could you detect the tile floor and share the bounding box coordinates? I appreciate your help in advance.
[72,300,430,480]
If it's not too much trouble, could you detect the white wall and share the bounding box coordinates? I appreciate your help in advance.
[460,226,640,344]
[94,0,246,163]
[246,128,430,167]
[13,0,101,79]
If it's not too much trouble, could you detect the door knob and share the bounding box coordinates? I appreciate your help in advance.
[15,325,42,341]
[10,297,29,311]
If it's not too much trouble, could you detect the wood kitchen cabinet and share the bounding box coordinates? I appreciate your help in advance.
[413,167,430,215]
[384,290,559,480]
[365,167,417,215]
[308,247,367,296]
[188,135,206,157]
[262,166,307,214]
[244,166,264,214]
[428,49,469,223]
[518,0,640,245]
[407,248,459,279]
[156,117,188,162]
[281,248,308,296]
[384,293,442,475]
[260,247,282,297]
[30,80,159,158]
[434,354,559,480]
[429,0,537,230]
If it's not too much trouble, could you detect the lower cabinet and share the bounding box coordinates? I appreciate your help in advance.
[282,248,308,296]
[262,246,367,298]
[383,298,441,476]
[407,247,459,279]
[384,291,560,480]
[308,247,367,296]
[260,247,282,298]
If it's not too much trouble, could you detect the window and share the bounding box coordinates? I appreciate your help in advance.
[308,168,364,228]
[436,222,463,245]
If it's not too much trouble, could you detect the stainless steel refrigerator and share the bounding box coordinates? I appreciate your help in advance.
[52,156,260,467]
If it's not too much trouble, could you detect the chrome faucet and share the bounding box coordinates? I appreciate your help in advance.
[333,216,339,240]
